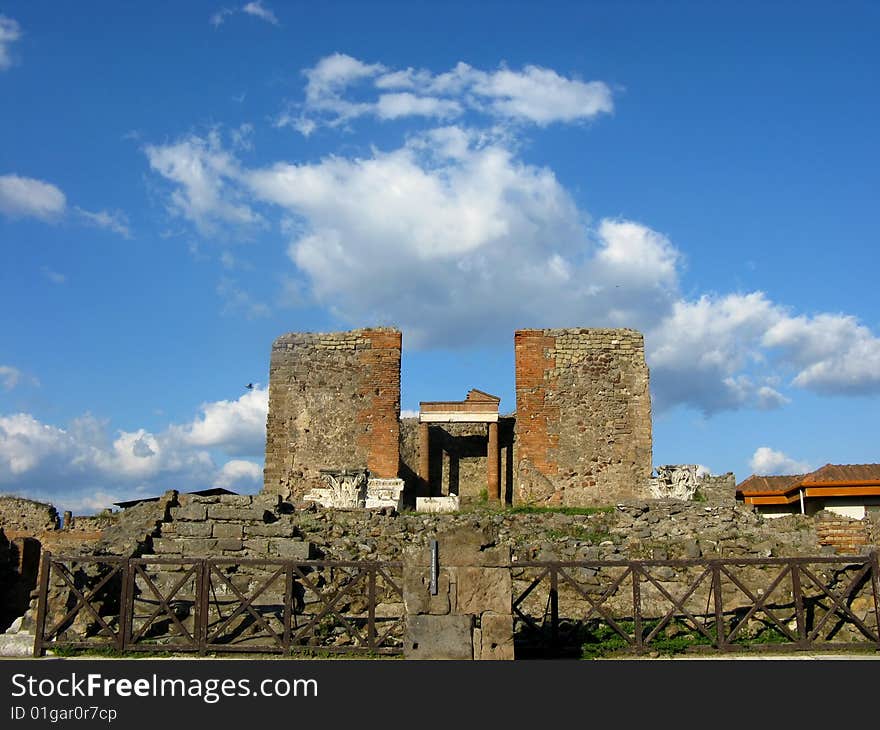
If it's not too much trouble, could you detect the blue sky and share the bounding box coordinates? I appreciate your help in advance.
[1,1,878,513]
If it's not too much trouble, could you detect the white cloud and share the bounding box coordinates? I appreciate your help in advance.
[0,174,66,220]
[0,15,22,71]
[762,313,880,395]
[242,1,279,25]
[75,207,132,237]
[210,8,234,27]
[145,67,880,415]
[749,447,811,476]
[376,93,462,120]
[470,64,613,125]
[285,54,614,134]
[176,385,268,455]
[144,133,262,234]
[0,388,269,512]
[214,459,262,490]
[400,409,419,419]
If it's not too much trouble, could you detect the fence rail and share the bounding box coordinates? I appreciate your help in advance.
[512,552,880,657]
[34,551,880,658]
[34,554,405,657]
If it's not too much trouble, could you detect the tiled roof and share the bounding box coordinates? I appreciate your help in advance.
[736,474,805,496]
[801,463,880,484]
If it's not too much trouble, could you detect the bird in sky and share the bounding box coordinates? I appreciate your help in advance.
[245,383,254,390]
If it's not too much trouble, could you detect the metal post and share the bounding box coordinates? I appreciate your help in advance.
[429,540,438,595]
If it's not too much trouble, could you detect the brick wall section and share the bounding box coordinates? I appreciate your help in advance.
[815,511,872,554]
[263,328,401,499]
[514,328,652,506]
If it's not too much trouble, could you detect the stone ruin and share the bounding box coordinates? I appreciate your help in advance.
[263,326,655,509]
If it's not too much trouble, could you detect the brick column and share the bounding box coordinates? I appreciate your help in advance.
[419,422,430,496]
[487,421,499,502]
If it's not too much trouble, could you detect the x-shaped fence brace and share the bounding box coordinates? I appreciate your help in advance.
[511,554,880,654]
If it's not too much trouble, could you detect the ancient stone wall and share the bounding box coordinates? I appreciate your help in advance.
[263,328,401,499]
[0,496,59,534]
[514,328,652,506]
[698,473,736,504]
[399,417,516,504]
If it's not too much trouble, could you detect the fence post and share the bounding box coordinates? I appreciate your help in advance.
[550,566,559,649]
[197,559,209,654]
[790,561,807,648]
[367,566,377,651]
[117,560,132,652]
[712,562,726,650]
[33,551,52,658]
[283,563,293,653]
[632,564,642,653]
[870,550,880,651]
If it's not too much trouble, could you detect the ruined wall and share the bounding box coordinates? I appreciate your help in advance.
[0,496,59,534]
[698,472,736,504]
[399,417,516,504]
[263,328,401,499]
[514,328,652,506]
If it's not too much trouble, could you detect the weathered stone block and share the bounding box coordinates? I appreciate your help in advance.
[216,538,244,551]
[173,504,207,521]
[151,538,181,554]
[454,567,511,615]
[404,614,474,659]
[175,538,218,554]
[244,522,298,538]
[213,523,244,539]
[478,612,514,661]
[402,565,451,615]
[173,521,212,538]
[269,539,312,560]
[207,505,258,521]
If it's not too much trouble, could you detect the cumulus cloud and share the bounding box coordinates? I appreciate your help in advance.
[175,385,268,455]
[214,459,262,490]
[0,388,269,512]
[283,54,613,134]
[0,174,66,220]
[144,56,880,415]
[749,447,812,476]
[0,15,21,71]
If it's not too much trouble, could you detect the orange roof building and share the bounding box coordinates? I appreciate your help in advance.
[736,464,880,519]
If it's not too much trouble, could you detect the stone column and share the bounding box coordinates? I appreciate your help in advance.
[419,421,430,496]
[487,421,500,502]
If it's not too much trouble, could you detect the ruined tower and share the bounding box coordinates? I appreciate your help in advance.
[262,327,402,499]
[514,328,652,506]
